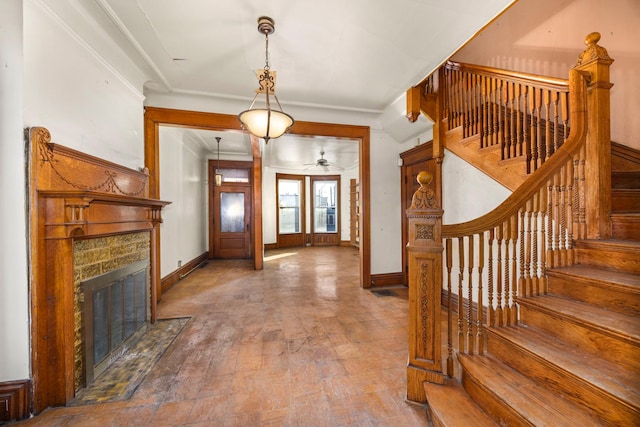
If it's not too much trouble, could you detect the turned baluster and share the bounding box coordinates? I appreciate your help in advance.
[539,186,548,294]
[509,82,517,159]
[553,172,561,267]
[457,236,465,353]
[515,83,524,157]
[510,214,519,325]
[496,223,504,326]
[498,80,506,158]
[522,85,530,171]
[520,205,528,297]
[446,239,454,377]
[477,232,485,355]
[467,234,475,354]
[566,161,575,266]
[544,89,553,162]
[503,219,512,326]
[488,229,495,327]
[559,166,568,266]
[552,91,560,153]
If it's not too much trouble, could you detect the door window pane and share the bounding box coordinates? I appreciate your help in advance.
[278,179,301,234]
[313,180,337,233]
[221,192,245,232]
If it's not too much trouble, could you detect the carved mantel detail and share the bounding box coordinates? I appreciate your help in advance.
[28,127,170,413]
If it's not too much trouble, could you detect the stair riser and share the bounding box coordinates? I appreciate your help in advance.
[518,303,640,373]
[611,172,640,189]
[486,329,639,425]
[460,369,530,427]
[612,189,640,211]
[575,246,640,275]
[547,272,640,316]
[611,216,640,240]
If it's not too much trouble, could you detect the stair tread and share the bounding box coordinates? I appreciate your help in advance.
[489,325,640,406]
[576,239,640,249]
[520,294,640,342]
[459,353,604,426]
[549,265,640,289]
[425,378,497,427]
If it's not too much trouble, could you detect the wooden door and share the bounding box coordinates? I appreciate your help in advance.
[310,175,341,246]
[213,185,252,258]
[276,174,306,248]
[401,142,436,284]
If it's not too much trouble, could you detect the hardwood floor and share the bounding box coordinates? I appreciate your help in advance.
[18,246,428,426]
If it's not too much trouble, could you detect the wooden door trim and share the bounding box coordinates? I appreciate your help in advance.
[144,107,371,287]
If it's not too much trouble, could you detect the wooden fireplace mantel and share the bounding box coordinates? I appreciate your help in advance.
[27,127,170,413]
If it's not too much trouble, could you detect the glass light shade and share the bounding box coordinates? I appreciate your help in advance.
[215,173,223,187]
[238,108,294,141]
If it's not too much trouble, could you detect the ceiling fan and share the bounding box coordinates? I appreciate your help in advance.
[304,150,344,170]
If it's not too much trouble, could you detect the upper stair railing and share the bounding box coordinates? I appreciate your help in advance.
[404,32,613,403]
[443,62,570,174]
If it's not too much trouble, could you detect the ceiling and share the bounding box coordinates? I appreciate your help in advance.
[95,0,515,169]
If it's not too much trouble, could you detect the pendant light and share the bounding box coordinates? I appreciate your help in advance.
[238,16,294,143]
[215,137,223,187]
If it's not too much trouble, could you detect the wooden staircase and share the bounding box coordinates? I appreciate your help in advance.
[403,33,640,426]
[424,173,640,427]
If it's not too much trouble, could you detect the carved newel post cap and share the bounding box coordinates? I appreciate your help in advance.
[585,32,601,46]
[417,170,433,187]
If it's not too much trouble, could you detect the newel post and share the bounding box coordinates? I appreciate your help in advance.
[406,171,444,403]
[574,32,614,239]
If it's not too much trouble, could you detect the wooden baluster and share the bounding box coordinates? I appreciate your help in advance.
[544,89,552,163]
[553,172,561,268]
[467,234,475,354]
[552,91,560,153]
[531,192,540,295]
[457,237,465,353]
[539,186,548,295]
[463,73,470,138]
[446,238,454,377]
[522,85,530,172]
[527,86,536,173]
[521,203,529,297]
[546,178,554,270]
[490,77,497,147]
[566,161,575,266]
[498,80,506,158]
[561,90,570,144]
[559,165,568,266]
[496,222,504,326]
[535,87,543,170]
[509,82,517,159]
[471,74,478,138]
[476,232,485,355]
[503,219,511,326]
[488,229,495,327]
[579,153,587,239]
[510,214,519,325]
[516,83,523,157]
[480,76,491,148]
[444,68,452,126]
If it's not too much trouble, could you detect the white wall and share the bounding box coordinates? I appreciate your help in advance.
[452,0,640,150]
[370,130,403,274]
[0,0,30,383]
[159,127,208,277]
[442,150,512,225]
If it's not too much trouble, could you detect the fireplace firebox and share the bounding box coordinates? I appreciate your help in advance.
[82,259,149,386]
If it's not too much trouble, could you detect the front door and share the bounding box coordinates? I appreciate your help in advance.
[209,160,253,259]
[213,186,252,258]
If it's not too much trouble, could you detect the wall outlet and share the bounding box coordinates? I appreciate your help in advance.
[178,260,182,268]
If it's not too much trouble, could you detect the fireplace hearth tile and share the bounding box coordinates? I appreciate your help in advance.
[71,317,189,405]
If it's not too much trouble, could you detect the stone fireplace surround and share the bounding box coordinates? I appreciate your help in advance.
[27,127,169,414]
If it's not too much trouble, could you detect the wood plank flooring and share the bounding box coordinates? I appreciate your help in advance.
[18,246,428,426]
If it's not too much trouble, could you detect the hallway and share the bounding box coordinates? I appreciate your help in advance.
[18,246,429,426]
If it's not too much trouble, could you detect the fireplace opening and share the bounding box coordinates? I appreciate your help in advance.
[81,259,149,386]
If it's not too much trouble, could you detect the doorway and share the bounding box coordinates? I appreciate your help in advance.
[209,160,253,259]
[400,141,436,285]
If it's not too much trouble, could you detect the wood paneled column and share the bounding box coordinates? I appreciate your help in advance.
[406,171,444,403]
[574,32,614,239]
